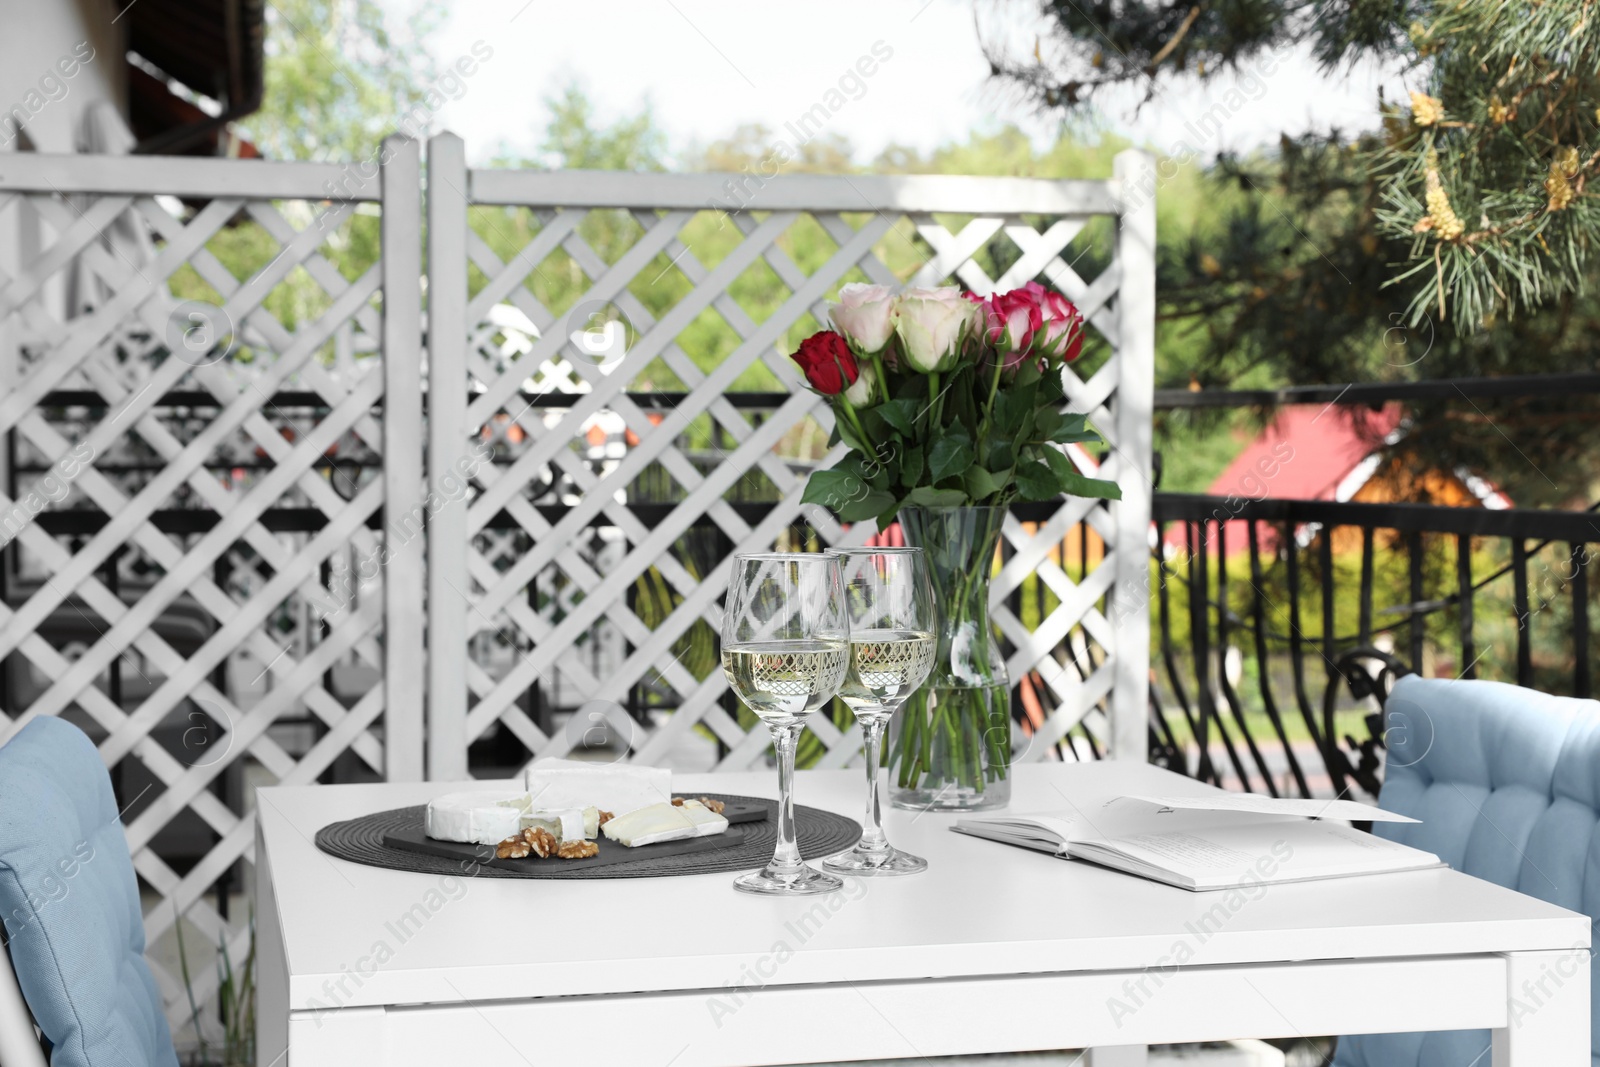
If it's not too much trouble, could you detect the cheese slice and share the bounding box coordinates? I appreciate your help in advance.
[424,792,525,845]
[600,800,728,847]
[494,795,601,841]
[525,758,672,817]
[519,807,592,842]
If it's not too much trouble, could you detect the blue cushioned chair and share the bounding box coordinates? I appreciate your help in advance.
[0,717,178,1067]
[1334,674,1600,1067]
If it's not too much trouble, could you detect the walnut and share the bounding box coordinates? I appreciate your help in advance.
[525,827,558,859]
[597,810,615,826]
[557,839,599,859]
[495,833,531,860]
[671,797,685,807]
[697,797,726,815]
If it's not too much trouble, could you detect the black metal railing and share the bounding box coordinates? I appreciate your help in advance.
[1148,493,1599,800]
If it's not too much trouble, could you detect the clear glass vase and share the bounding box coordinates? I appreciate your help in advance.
[888,505,1012,811]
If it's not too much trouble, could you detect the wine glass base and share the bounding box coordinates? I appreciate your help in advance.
[733,862,844,895]
[822,844,928,876]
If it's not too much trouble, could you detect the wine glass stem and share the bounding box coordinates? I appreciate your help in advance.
[770,722,804,872]
[858,714,889,853]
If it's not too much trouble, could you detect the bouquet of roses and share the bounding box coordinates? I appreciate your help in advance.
[789,281,1122,807]
[792,281,1121,527]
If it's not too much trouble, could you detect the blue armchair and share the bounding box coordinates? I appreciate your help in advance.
[0,717,178,1067]
[1334,674,1600,1067]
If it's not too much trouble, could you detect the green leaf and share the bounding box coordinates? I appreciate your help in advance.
[1013,460,1059,501]
[900,447,924,487]
[985,440,1015,473]
[1038,371,1065,404]
[963,465,1002,500]
[992,390,1026,435]
[928,434,974,483]
[837,488,898,523]
[1013,356,1044,387]
[857,406,889,442]
[1058,471,1123,500]
[1047,412,1100,445]
[877,397,920,436]
[905,486,967,507]
[802,469,866,510]
[835,414,869,455]
[1043,447,1122,500]
[1041,446,1078,483]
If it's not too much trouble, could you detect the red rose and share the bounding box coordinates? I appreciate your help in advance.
[791,331,859,395]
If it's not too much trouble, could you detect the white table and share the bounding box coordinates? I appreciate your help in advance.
[256,762,1591,1066]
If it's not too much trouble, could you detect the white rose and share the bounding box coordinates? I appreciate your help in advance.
[829,283,897,354]
[843,360,878,407]
[894,287,976,373]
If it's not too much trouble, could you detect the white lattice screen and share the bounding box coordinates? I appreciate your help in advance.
[0,142,424,1023]
[424,135,1154,781]
[0,138,1153,1030]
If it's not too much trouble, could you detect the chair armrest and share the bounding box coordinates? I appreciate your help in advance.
[0,940,49,1067]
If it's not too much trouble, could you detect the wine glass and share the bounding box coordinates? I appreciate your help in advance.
[823,547,936,876]
[721,552,849,895]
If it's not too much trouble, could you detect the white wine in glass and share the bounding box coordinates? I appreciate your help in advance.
[825,548,936,876]
[721,553,849,895]
[722,640,848,727]
[841,629,936,711]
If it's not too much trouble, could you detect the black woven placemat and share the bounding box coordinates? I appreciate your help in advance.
[313,793,861,879]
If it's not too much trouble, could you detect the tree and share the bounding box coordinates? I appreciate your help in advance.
[237,0,444,162]
[529,84,668,172]
[988,1,1600,507]
[990,1,1600,328]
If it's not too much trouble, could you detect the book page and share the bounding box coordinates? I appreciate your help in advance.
[954,813,1080,847]
[1117,793,1418,824]
[1077,818,1440,889]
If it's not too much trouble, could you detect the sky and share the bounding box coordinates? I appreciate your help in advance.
[397,0,1415,166]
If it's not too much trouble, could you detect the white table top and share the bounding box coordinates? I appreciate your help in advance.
[257,762,1588,1012]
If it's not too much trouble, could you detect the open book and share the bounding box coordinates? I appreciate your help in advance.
[953,793,1443,891]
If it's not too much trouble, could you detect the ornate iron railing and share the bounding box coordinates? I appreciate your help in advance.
[1146,493,1599,800]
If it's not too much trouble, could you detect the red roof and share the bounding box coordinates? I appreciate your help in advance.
[1163,404,1402,556]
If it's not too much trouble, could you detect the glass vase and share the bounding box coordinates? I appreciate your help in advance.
[888,505,1012,811]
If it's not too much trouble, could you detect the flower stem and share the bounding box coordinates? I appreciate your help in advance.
[976,351,1005,453]
[870,352,890,405]
[839,401,875,452]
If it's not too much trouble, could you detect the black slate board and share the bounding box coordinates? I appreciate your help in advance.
[386,796,763,870]
[385,822,747,871]
[315,793,863,880]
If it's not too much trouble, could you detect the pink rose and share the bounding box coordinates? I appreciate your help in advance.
[894,287,977,372]
[829,283,897,354]
[1028,282,1085,363]
[982,286,1044,373]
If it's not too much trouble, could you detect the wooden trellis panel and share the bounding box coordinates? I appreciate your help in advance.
[0,143,424,1025]
[425,135,1154,779]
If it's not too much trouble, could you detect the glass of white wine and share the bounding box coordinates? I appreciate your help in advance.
[721,552,849,895]
[823,547,936,876]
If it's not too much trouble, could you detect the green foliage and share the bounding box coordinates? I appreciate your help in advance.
[1373,2,1600,326]
[801,334,1121,530]
[239,0,444,162]
[526,84,669,172]
[999,0,1600,332]
[176,907,255,1067]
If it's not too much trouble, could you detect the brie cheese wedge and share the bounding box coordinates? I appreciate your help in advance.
[424,792,525,845]
[495,795,600,841]
[526,758,671,818]
[601,800,728,847]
